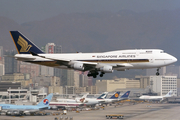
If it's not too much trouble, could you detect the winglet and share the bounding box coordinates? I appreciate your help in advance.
[10,31,44,54]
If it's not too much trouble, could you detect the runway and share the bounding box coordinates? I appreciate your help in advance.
[0,103,180,120]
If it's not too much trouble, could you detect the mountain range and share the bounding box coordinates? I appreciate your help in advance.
[0,9,179,78]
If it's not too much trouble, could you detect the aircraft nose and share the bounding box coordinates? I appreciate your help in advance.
[171,56,177,63]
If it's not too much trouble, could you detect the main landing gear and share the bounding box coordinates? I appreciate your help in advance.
[156,68,160,76]
[87,71,105,78]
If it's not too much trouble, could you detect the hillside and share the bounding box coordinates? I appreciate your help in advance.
[0,10,180,78]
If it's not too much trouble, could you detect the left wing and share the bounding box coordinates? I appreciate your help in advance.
[31,53,133,71]
[32,53,97,71]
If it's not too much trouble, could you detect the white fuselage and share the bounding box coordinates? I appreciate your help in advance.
[139,96,163,100]
[14,49,177,71]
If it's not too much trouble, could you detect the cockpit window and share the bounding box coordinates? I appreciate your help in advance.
[160,51,164,53]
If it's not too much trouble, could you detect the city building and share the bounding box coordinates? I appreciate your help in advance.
[64,86,75,94]
[54,45,62,78]
[79,72,91,87]
[1,73,32,88]
[0,82,21,91]
[75,86,97,94]
[86,86,98,94]
[0,64,4,76]
[20,62,40,78]
[32,75,52,88]
[4,50,20,74]
[136,75,177,96]
[0,46,3,63]
[51,76,61,86]
[150,76,177,96]
[75,87,87,94]
[135,76,151,89]
[48,86,63,94]
[96,78,140,93]
[1,73,26,82]
[40,43,55,76]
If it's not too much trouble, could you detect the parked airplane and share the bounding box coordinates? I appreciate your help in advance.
[83,92,108,106]
[56,93,89,103]
[104,91,121,104]
[50,93,88,109]
[0,93,53,116]
[139,90,173,100]
[49,101,84,110]
[10,31,177,78]
[118,91,131,101]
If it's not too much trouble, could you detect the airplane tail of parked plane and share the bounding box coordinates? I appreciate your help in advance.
[37,93,53,106]
[10,31,44,54]
[79,93,89,103]
[109,91,120,99]
[120,91,130,99]
[97,92,108,99]
[164,90,173,97]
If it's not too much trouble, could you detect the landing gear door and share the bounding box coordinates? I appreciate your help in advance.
[149,56,154,63]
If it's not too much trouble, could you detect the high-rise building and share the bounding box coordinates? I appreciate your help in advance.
[0,64,4,76]
[20,62,39,78]
[0,46,3,63]
[40,43,55,76]
[79,72,91,87]
[54,45,62,78]
[4,50,20,74]
[150,76,177,96]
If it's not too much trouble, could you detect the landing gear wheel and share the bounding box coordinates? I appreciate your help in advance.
[156,68,160,76]
[100,74,103,77]
[156,72,160,76]
[100,72,105,77]
[93,75,97,78]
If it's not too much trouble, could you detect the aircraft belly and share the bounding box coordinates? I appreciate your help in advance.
[27,61,62,67]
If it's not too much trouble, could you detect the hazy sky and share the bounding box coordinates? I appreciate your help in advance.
[0,0,180,24]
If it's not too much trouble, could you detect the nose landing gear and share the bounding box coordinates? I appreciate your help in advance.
[156,68,160,76]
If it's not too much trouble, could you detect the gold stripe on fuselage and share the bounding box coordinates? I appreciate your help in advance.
[27,59,149,67]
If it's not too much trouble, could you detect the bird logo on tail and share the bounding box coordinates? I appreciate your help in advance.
[17,36,32,52]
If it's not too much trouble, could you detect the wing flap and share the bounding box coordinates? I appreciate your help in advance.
[116,63,133,67]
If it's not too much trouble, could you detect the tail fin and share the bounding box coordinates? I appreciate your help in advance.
[120,91,130,99]
[37,93,53,106]
[9,31,44,54]
[97,92,108,99]
[164,90,173,97]
[80,93,89,103]
[109,91,120,99]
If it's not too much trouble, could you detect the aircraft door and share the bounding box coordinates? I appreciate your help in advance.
[149,56,154,63]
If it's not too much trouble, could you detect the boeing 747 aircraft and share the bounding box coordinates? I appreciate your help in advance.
[0,93,53,116]
[10,31,177,78]
[104,91,121,104]
[139,90,173,100]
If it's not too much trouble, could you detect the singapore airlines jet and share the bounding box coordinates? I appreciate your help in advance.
[10,31,177,78]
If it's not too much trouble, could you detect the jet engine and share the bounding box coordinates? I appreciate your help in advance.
[71,63,84,71]
[100,66,113,73]
[6,110,23,116]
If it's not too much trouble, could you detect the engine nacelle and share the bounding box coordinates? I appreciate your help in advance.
[71,63,84,71]
[100,66,113,73]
